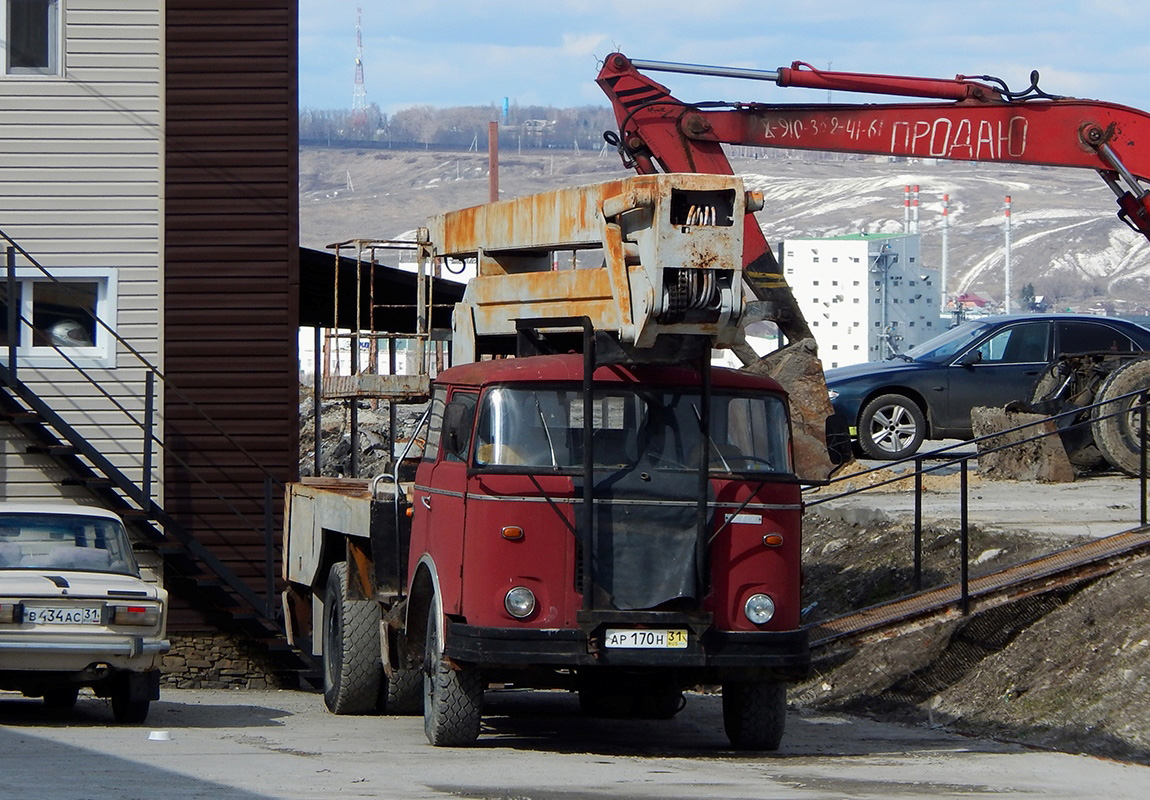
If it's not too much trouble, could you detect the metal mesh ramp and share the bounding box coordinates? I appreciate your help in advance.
[807,527,1150,650]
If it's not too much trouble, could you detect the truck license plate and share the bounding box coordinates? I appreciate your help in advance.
[603,629,688,649]
[24,606,101,625]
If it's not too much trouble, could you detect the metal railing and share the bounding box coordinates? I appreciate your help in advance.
[1,233,287,624]
[805,388,1150,616]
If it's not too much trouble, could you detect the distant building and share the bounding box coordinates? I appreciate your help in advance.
[781,234,941,368]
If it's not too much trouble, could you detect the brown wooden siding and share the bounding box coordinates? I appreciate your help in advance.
[165,1,300,630]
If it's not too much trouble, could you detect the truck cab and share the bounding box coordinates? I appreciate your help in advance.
[403,353,809,747]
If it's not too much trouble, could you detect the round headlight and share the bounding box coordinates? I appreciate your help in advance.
[744,593,775,625]
[504,586,536,619]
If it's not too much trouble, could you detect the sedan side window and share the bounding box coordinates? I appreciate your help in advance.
[1057,321,1134,355]
[968,322,1050,364]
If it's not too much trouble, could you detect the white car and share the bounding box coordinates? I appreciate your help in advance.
[0,503,169,722]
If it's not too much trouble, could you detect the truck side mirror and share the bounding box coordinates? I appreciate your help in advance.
[442,400,472,460]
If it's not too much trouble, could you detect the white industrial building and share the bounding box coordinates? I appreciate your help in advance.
[780,233,941,369]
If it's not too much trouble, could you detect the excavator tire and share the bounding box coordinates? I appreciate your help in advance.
[1090,358,1150,476]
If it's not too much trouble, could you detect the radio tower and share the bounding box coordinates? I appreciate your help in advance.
[350,7,367,135]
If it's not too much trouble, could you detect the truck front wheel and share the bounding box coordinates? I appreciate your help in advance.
[423,602,483,746]
[721,680,786,750]
[323,561,383,714]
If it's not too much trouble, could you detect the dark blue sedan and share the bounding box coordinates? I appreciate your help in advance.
[825,314,1150,459]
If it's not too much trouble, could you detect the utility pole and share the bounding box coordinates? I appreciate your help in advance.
[941,193,949,311]
[1004,195,1013,314]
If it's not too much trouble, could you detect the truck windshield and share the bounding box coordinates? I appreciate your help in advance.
[0,514,140,575]
[473,385,791,474]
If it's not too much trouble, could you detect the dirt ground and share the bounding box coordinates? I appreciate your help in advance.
[796,487,1150,764]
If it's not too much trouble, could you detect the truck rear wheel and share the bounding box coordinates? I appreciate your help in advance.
[323,561,383,715]
[721,680,786,750]
[423,601,482,746]
[382,666,423,715]
[1091,359,1150,476]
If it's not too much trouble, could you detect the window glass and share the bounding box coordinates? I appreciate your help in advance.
[7,0,57,75]
[473,384,791,474]
[969,322,1050,364]
[1057,321,1134,355]
[421,388,447,463]
[31,281,97,348]
[0,513,139,575]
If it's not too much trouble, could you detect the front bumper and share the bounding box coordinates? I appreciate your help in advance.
[445,622,810,678]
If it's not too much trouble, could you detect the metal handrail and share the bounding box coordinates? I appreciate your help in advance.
[805,388,1150,616]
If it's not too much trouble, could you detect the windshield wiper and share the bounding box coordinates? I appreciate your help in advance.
[890,352,914,362]
[532,395,559,467]
[692,403,731,472]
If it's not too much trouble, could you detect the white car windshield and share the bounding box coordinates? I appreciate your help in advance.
[0,514,139,575]
[473,385,792,474]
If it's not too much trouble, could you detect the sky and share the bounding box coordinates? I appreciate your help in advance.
[298,1,1150,115]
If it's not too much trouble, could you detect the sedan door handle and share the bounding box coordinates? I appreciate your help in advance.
[420,495,431,510]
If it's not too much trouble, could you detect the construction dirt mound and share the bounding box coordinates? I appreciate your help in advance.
[795,507,1150,764]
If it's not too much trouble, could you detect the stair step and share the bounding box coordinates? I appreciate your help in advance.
[1,410,40,423]
[25,444,78,456]
[62,477,116,488]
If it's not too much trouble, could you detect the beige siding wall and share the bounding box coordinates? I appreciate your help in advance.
[0,1,163,505]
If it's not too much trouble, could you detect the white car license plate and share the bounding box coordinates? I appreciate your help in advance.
[603,629,688,649]
[24,606,102,625]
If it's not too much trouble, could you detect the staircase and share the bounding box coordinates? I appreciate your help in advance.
[1,237,318,685]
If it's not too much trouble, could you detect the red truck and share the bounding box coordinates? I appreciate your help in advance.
[284,174,813,749]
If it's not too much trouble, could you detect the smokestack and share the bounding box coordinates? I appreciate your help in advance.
[912,184,920,233]
[903,185,910,233]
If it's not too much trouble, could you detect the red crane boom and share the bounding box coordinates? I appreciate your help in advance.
[597,53,1150,343]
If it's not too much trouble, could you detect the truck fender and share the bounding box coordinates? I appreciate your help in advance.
[402,555,441,665]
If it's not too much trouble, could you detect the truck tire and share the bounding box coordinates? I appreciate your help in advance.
[323,561,383,715]
[857,394,925,460]
[382,666,423,715]
[423,601,482,746]
[1091,359,1150,476]
[721,680,786,750]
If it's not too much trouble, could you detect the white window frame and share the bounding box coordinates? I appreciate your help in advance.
[5,267,118,369]
[2,0,62,77]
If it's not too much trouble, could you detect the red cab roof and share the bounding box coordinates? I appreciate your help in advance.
[436,354,787,395]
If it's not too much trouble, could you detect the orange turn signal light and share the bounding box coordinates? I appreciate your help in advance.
[501,526,525,541]
[762,533,785,547]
